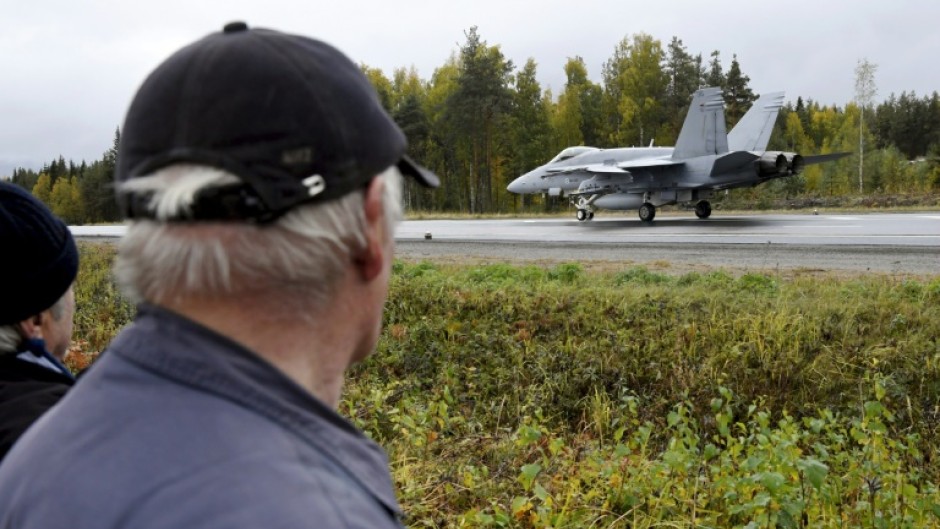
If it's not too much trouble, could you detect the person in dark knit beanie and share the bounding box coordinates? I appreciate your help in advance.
[0,181,79,463]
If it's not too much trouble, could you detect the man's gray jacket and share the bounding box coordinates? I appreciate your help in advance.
[0,304,404,528]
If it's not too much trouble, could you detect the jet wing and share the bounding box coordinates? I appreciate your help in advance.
[802,152,852,165]
[545,158,684,176]
[545,164,625,175]
[616,158,685,169]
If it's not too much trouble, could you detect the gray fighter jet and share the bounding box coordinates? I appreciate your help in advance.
[506,87,849,221]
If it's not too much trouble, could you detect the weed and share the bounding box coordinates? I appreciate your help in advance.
[71,244,940,527]
[615,266,672,285]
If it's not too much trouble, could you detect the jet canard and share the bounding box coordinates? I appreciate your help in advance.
[507,87,850,222]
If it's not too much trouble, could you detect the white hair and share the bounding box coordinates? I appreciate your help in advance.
[0,326,20,353]
[0,293,70,353]
[114,164,403,314]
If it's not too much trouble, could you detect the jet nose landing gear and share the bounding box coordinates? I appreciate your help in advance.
[576,208,595,221]
[574,196,597,221]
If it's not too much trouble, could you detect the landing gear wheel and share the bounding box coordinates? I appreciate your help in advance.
[588,211,595,220]
[639,202,656,222]
[576,209,588,221]
[694,200,712,219]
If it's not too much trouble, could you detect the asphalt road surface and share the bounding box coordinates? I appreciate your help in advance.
[72,213,939,275]
[394,213,939,275]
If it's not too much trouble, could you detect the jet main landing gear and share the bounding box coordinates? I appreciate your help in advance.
[694,200,712,219]
[638,202,656,222]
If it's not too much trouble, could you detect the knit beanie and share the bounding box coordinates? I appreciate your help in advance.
[0,182,79,325]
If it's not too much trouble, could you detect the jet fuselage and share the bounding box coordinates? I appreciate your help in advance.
[506,87,848,222]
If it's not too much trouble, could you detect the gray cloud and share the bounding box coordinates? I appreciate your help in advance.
[2,0,937,176]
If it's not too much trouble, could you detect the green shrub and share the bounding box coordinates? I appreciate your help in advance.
[546,263,582,283]
[615,266,672,285]
[72,245,940,527]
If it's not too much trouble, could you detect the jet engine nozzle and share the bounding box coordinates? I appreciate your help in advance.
[786,153,805,174]
[758,152,788,176]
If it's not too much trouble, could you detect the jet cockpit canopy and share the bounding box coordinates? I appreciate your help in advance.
[547,146,600,164]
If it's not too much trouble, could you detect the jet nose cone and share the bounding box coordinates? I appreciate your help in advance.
[508,169,541,194]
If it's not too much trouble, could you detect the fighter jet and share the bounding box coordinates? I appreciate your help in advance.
[506,87,849,221]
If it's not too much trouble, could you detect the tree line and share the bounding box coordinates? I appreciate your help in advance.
[10,130,121,224]
[7,29,940,221]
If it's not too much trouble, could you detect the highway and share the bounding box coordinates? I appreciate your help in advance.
[72,212,940,274]
[395,213,939,274]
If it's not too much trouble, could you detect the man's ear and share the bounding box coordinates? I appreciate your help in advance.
[355,177,388,281]
[17,313,44,340]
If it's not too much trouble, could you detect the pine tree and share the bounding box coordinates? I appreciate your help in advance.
[80,128,122,222]
[509,58,551,180]
[391,68,432,211]
[723,54,755,126]
[444,26,513,212]
[705,50,723,88]
[664,37,704,142]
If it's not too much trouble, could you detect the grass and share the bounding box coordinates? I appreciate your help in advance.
[68,243,940,527]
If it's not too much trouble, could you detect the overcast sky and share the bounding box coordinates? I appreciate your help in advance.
[2,0,938,177]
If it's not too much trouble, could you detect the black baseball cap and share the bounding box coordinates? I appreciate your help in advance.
[116,22,439,223]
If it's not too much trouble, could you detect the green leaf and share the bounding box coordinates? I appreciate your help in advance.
[533,482,550,501]
[516,425,542,446]
[663,449,687,470]
[703,443,719,460]
[613,426,626,442]
[758,472,786,493]
[777,509,799,529]
[798,458,829,490]
[751,492,772,507]
[511,496,531,516]
[667,411,680,426]
[710,397,723,412]
[473,511,494,524]
[864,401,885,419]
[518,463,542,491]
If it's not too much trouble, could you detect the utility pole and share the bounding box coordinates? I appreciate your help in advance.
[854,59,878,194]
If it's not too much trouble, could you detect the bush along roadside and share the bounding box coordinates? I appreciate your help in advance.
[70,245,940,526]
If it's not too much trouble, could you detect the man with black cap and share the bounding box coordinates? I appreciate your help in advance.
[0,182,78,463]
[0,23,438,528]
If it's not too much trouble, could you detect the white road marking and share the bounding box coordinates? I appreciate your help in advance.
[561,234,940,239]
[780,225,863,229]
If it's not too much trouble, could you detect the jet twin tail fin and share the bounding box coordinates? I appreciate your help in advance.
[672,87,728,160]
[727,91,785,152]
